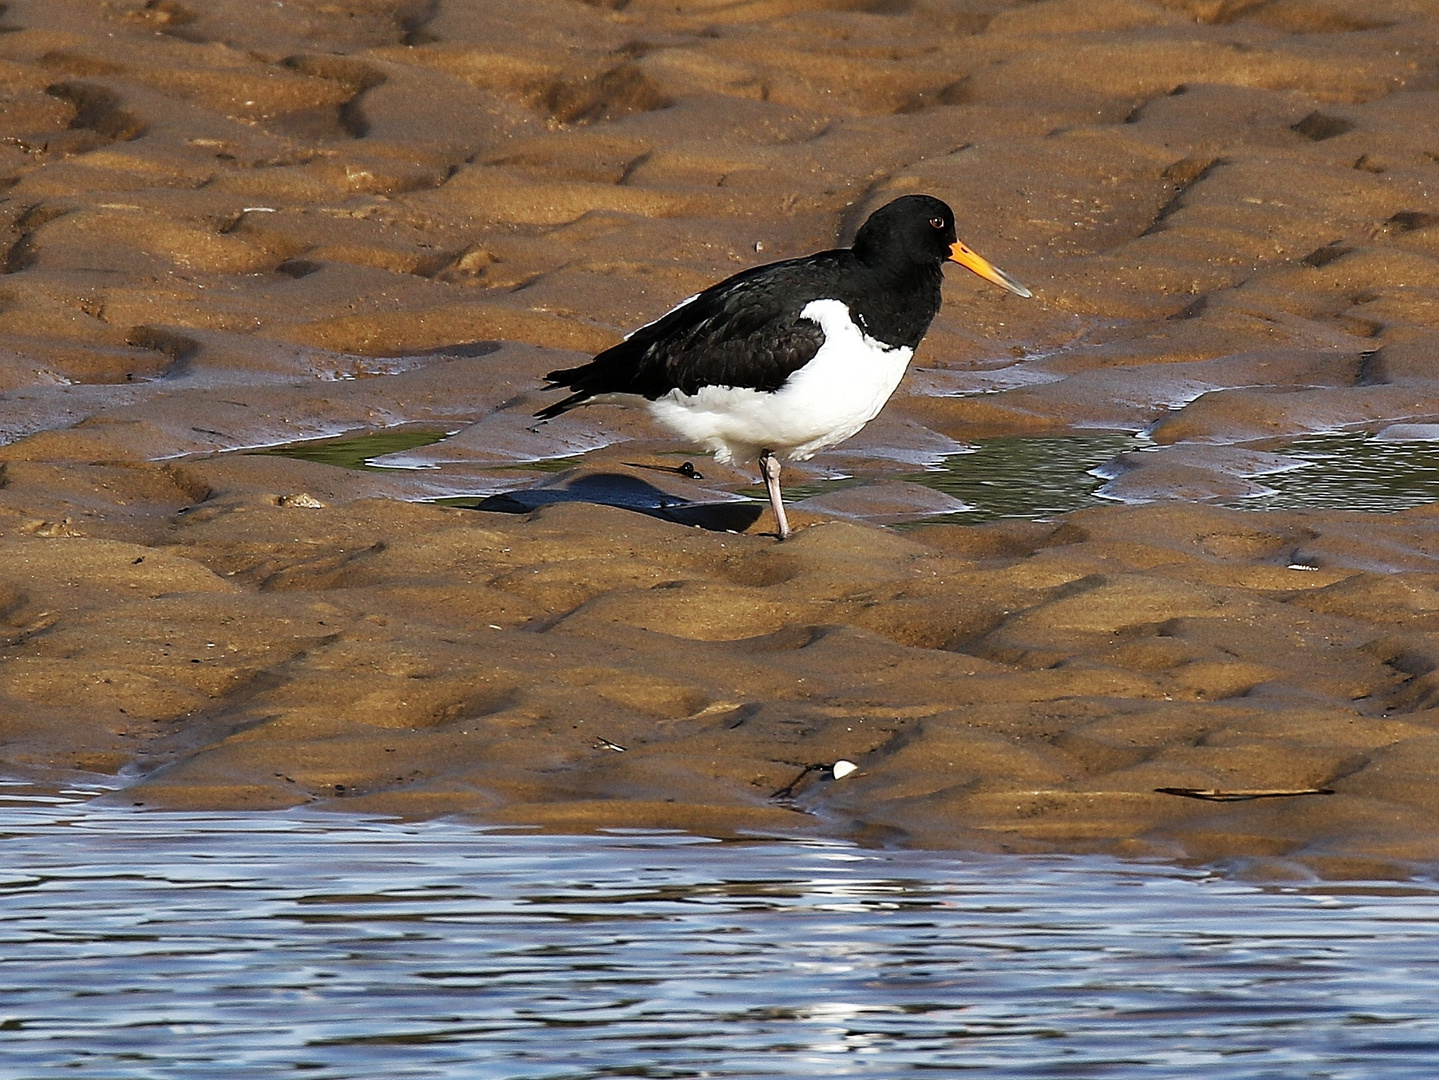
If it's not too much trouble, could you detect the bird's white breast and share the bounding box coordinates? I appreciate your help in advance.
[646,298,913,465]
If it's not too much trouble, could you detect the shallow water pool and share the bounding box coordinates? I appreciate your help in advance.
[4,786,1439,1079]
[254,425,1439,525]
[1244,431,1439,513]
[907,434,1138,520]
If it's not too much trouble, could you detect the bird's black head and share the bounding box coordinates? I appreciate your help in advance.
[851,195,957,271]
[852,193,1032,297]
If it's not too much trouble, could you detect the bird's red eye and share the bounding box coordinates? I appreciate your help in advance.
[929,217,944,229]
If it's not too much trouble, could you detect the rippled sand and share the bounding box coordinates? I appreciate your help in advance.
[3,0,1439,876]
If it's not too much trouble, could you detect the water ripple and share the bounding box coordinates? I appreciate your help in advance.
[2,788,1439,1078]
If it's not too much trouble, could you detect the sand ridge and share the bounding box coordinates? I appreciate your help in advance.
[1,0,1439,875]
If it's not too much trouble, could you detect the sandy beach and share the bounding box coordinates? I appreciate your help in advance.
[3,0,1439,877]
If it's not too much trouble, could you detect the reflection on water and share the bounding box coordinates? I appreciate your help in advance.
[742,436,1140,521]
[4,786,1439,1078]
[1246,431,1439,513]
[252,426,1439,522]
[908,434,1139,521]
[251,427,453,471]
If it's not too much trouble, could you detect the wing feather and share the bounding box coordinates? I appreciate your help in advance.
[538,253,852,417]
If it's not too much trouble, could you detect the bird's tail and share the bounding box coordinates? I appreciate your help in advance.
[534,360,597,419]
[533,387,592,420]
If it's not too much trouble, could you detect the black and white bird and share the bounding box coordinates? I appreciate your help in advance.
[536,194,1031,539]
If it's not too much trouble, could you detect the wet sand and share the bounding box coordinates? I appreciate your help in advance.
[3,0,1439,877]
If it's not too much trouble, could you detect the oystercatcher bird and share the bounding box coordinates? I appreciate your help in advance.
[535,194,1030,538]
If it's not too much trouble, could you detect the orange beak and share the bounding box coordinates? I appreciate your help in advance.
[948,240,1032,298]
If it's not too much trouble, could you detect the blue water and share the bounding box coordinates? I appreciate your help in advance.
[3,786,1439,1078]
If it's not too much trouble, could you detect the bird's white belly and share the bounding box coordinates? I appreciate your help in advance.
[646,299,913,464]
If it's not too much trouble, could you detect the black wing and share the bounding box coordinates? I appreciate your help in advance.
[536,253,854,419]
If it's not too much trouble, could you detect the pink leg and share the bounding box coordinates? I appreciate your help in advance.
[760,450,790,540]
